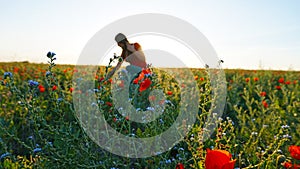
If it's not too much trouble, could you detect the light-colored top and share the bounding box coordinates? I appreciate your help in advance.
[124,43,147,69]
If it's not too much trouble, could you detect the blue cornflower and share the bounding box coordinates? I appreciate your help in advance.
[33,148,42,153]
[3,72,13,79]
[47,51,56,59]
[0,152,11,160]
[28,80,39,86]
[45,71,51,77]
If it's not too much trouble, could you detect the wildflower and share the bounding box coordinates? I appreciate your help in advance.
[28,80,39,86]
[253,77,259,82]
[46,51,56,59]
[294,80,298,84]
[45,71,51,77]
[69,87,74,93]
[33,148,42,153]
[176,163,184,169]
[260,91,267,97]
[13,67,19,73]
[262,100,268,108]
[281,125,290,129]
[159,100,165,105]
[283,134,292,139]
[278,77,285,83]
[285,81,291,85]
[137,72,145,81]
[98,77,104,82]
[139,78,152,92]
[106,102,113,107]
[289,145,300,160]
[125,116,129,121]
[283,162,293,168]
[146,107,155,111]
[38,85,45,92]
[245,77,250,83]
[148,95,156,101]
[194,75,198,80]
[283,161,300,169]
[167,91,173,95]
[0,152,11,160]
[199,77,205,81]
[3,72,13,79]
[133,78,139,84]
[118,80,124,88]
[142,68,151,75]
[251,132,258,135]
[205,149,236,169]
[276,85,281,90]
[52,85,57,91]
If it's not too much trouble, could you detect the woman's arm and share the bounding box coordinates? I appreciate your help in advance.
[105,60,123,80]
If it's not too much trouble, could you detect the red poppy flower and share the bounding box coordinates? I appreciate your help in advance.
[283,162,293,169]
[142,68,151,75]
[278,77,285,84]
[205,149,236,169]
[167,91,173,95]
[148,95,156,101]
[137,72,145,81]
[38,85,45,93]
[118,80,124,88]
[194,75,198,80]
[289,145,300,160]
[283,162,300,169]
[69,87,74,93]
[106,102,113,107]
[276,85,281,90]
[200,77,205,81]
[262,100,268,108]
[285,81,291,85]
[253,77,259,82]
[133,78,139,84]
[139,78,152,92]
[159,100,165,105]
[13,67,19,73]
[260,91,266,97]
[245,78,250,83]
[99,77,105,82]
[52,85,57,91]
[176,163,184,169]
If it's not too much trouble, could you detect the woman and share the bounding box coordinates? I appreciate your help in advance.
[106,33,147,80]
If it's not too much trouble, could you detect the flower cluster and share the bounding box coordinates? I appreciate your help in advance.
[283,145,300,168]
[133,68,153,92]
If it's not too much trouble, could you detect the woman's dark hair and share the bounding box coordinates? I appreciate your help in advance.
[119,39,132,59]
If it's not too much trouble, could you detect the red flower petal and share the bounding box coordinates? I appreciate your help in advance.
[205,149,235,169]
[139,78,151,92]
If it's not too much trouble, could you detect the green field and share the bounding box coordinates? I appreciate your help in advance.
[0,55,299,168]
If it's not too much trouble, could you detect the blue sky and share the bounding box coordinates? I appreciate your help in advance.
[0,0,299,70]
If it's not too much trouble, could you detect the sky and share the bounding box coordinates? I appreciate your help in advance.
[0,0,300,70]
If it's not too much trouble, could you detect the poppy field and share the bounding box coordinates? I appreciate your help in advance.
[0,53,299,169]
